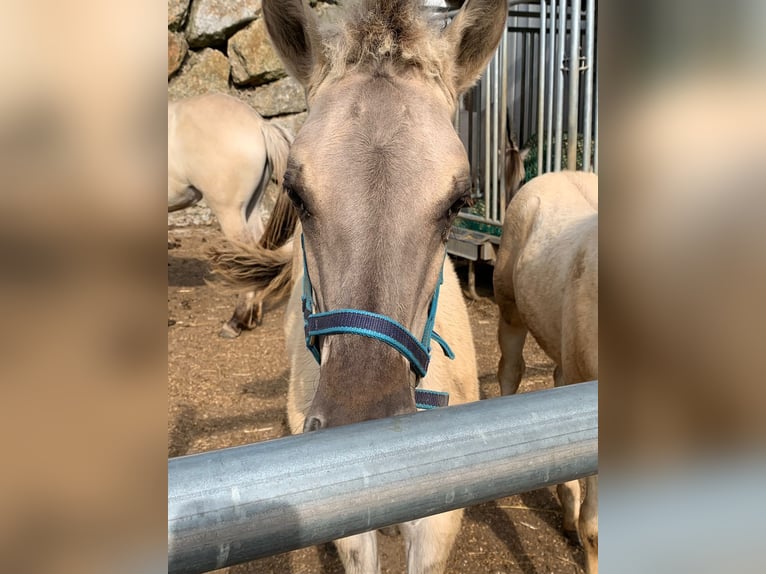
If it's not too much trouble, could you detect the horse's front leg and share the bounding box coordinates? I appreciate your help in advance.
[333,531,379,574]
[400,510,462,574]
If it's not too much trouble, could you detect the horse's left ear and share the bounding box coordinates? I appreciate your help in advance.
[262,0,324,89]
[443,0,508,95]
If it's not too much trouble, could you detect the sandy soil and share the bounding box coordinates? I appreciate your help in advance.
[168,225,585,574]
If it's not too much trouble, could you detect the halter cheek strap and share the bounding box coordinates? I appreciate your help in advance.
[300,235,454,409]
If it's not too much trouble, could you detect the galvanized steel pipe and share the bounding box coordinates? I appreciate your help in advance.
[499,24,508,220]
[168,381,598,574]
[581,0,596,171]
[484,64,491,221]
[594,56,599,173]
[545,0,556,172]
[553,0,567,170]
[491,44,499,222]
[537,0,547,177]
[566,0,582,171]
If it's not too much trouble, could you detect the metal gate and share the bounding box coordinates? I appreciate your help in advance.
[447,0,598,263]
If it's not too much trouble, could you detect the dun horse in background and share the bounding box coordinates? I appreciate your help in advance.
[494,171,599,574]
[213,0,508,571]
[504,119,528,203]
[168,93,293,337]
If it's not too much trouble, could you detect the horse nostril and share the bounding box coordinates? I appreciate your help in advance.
[303,415,325,432]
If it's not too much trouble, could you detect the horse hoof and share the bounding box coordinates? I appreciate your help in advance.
[563,527,581,547]
[219,324,242,339]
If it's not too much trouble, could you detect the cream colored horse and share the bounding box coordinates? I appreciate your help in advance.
[494,170,598,574]
[211,1,510,571]
[168,92,292,336]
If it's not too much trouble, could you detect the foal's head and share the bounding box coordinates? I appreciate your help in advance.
[263,0,507,428]
[505,136,529,202]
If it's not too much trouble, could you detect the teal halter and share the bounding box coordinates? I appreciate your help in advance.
[300,235,454,409]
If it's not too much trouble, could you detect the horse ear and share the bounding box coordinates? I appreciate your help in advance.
[443,0,508,95]
[262,0,324,88]
[520,148,530,161]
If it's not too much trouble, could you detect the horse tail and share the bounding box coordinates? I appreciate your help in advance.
[208,118,297,307]
[208,233,295,307]
[260,119,293,186]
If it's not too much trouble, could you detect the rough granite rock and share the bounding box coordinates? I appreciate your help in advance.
[228,19,286,86]
[168,200,216,227]
[240,76,306,117]
[168,0,191,31]
[168,31,188,78]
[186,0,261,48]
[168,48,230,101]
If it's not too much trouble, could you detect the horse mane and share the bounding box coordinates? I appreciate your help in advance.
[320,0,452,87]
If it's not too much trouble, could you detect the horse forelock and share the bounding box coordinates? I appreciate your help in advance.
[317,0,453,95]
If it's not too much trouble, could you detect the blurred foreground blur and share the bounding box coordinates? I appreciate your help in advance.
[0,1,166,573]
[601,0,766,571]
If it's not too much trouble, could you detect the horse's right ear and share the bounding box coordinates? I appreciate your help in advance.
[262,0,324,88]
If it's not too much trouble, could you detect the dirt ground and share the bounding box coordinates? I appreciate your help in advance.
[168,225,585,574]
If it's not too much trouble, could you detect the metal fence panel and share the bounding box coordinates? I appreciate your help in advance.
[169,381,598,574]
[452,0,598,245]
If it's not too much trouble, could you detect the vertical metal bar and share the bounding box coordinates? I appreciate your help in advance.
[581,0,595,171]
[490,45,501,221]
[554,0,566,171]
[545,0,556,173]
[537,0,546,178]
[484,66,490,222]
[508,9,517,154]
[527,33,535,145]
[594,51,598,174]
[566,0,581,171]
[521,30,529,147]
[499,23,509,222]
[470,86,477,192]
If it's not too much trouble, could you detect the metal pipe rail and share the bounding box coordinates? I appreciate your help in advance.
[168,381,598,574]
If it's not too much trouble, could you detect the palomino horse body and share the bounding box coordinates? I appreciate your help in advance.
[213,1,508,571]
[168,93,292,336]
[494,171,598,573]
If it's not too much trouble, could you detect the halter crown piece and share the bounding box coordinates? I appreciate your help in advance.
[300,235,455,409]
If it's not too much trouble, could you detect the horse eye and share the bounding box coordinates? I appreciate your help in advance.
[447,194,472,219]
[285,186,310,218]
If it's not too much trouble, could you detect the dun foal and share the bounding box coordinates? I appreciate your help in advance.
[494,171,598,574]
[214,1,508,572]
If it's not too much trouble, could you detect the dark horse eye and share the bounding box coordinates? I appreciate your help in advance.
[447,194,472,219]
[285,186,310,218]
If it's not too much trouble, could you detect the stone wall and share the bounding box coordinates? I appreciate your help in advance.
[167,0,341,227]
